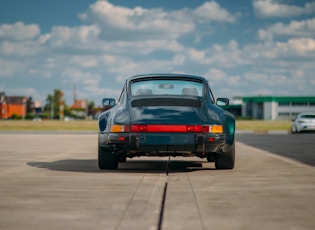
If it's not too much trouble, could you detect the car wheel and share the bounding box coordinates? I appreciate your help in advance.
[215,143,235,169]
[206,153,216,162]
[118,152,127,162]
[98,146,118,169]
[291,125,297,134]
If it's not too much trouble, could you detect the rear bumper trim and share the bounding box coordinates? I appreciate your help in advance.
[101,132,225,153]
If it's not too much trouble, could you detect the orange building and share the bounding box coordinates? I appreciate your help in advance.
[0,92,27,119]
[70,99,87,118]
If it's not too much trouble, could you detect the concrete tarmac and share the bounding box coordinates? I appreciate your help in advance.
[0,134,314,230]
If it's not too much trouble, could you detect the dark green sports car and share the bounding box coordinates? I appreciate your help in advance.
[98,74,235,170]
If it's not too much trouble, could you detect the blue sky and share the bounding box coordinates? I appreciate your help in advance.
[0,0,314,106]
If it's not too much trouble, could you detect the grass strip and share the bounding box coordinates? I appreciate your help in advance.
[0,120,98,131]
[236,120,291,131]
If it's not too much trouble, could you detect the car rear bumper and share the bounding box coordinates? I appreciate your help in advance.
[99,132,226,153]
[296,123,315,132]
[301,126,315,132]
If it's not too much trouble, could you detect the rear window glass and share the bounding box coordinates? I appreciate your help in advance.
[301,115,315,119]
[130,79,204,97]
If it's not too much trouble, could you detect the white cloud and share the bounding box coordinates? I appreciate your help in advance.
[1,40,41,57]
[104,39,184,55]
[0,22,40,40]
[43,25,100,51]
[253,0,315,18]
[205,68,242,89]
[244,38,315,61]
[79,0,238,41]
[187,40,249,67]
[70,56,98,68]
[79,0,194,41]
[258,18,315,40]
[205,68,226,81]
[38,25,184,56]
[193,1,238,23]
[5,87,37,99]
[61,68,100,84]
[0,23,42,58]
[107,54,187,78]
[0,58,22,77]
[286,38,315,54]
[239,72,295,96]
[244,72,287,85]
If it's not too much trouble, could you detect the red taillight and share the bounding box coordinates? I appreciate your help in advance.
[130,124,215,133]
[131,124,147,132]
[187,125,202,132]
[131,124,187,132]
[119,136,126,141]
[112,124,223,133]
[202,126,210,132]
[147,125,186,132]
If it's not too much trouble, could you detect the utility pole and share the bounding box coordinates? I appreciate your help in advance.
[51,96,54,120]
[85,99,88,120]
[73,84,77,103]
[22,97,26,120]
[59,91,64,120]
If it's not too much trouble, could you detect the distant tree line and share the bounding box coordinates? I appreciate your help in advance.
[24,89,102,120]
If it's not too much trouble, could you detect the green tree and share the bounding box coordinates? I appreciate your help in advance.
[44,89,65,119]
[44,89,73,119]
[25,97,36,119]
[88,100,95,116]
[26,97,35,114]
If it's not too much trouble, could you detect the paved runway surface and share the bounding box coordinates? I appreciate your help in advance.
[236,133,315,167]
[0,133,314,230]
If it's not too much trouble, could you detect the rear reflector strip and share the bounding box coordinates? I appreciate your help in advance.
[132,124,192,132]
[111,124,223,134]
[119,136,126,141]
[131,124,222,133]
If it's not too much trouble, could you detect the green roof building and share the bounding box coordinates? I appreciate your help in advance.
[241,96,315,120]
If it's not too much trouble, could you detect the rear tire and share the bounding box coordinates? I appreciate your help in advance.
[98,146,118,170]
[118,152,127,162]
[291,125,298,134]
[206,153,215,162]
[215,143,235,169]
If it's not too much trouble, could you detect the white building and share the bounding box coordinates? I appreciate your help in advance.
[241,96,315,120]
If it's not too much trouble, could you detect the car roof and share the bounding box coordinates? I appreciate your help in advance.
[126,73,207,83]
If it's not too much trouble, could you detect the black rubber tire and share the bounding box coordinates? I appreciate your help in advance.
[206,153,216,162]
[118,152,127,162]
[291,125,298,134]
[98,146,118,170]
[215,143,235,169]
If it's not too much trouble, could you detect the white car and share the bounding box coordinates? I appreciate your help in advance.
[291,112,315,133]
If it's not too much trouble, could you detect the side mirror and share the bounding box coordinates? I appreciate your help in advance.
[102,98,116,107]
[216,98,229,106]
